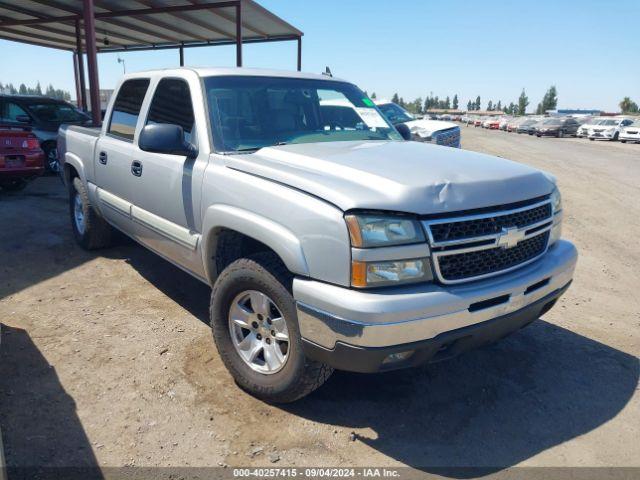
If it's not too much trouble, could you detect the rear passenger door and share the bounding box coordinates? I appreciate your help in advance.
[95,78,150,229]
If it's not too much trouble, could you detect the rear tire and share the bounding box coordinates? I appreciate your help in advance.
[210,252,333,403]
[621,140,627,143]
[70,177,112,250]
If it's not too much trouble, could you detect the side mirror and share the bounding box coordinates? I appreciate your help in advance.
[139,123,197,158]
[395,123,413,141]
[15,114,32,124]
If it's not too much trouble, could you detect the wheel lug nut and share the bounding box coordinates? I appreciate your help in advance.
[256,334,262,340]
[271,330,276,336]
[266,318,272,325]
[257,314,263,321]
[266,338,271,345]
[251,321,259,329]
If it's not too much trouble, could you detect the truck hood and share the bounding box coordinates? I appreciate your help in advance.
[403,118,458,136]
[224,140,555,215]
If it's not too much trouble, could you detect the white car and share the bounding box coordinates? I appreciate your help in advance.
[576,118,602,138]
[619,119,640,143]
[375,100,461,148]
[588,117,635,141]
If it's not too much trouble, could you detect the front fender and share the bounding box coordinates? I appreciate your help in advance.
[201,204,310,283]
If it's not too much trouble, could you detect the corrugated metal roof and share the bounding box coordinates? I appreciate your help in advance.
[0,0,302,52]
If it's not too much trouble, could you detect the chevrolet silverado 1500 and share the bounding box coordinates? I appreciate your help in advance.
[59,68,577,402]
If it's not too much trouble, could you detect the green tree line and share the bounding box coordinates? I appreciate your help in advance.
[370,86,638,116]
[0,80,71,101]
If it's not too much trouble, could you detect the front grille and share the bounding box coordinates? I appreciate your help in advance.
[433,127,460,147]
[437,231,549,282]
[430,203,551,242]
[424,199,553,284]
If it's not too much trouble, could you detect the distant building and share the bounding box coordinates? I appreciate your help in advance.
[81,89,114,110]
[547,109,602,117]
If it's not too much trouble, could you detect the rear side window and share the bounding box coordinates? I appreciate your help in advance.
[108,79,150,141]
[146,78,195,142]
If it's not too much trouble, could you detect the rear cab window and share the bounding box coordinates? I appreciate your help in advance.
[107,78,150,141]
[145,78,195,143]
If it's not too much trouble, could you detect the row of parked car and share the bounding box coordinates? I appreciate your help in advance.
[460,114,640,143]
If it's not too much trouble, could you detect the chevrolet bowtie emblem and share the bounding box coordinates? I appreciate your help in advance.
[497,226,526,249]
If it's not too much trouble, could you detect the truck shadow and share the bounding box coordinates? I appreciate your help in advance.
[283,320,639,476]
[116,247,639,475]
[0,325,103,480]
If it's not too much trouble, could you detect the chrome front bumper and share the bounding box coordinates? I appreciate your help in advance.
[294,240,577,350]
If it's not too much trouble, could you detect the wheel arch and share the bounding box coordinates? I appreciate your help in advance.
[201,204,310,285]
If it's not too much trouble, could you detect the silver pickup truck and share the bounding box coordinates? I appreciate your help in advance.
[59,67,577,403]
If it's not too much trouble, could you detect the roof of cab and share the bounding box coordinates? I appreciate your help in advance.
[122,66,347,83]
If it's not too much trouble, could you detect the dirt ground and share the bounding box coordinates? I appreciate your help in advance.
[1,128,638,475]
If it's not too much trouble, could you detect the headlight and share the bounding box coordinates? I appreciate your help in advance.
[345,214,425,248]
[411,127,432,141]
[549,187,563,246]
[550,187,562,214]
[351,258,432,288]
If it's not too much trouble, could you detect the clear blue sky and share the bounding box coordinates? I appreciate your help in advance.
[1,0,638,112]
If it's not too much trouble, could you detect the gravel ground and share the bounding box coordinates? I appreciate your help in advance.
[0,128,638,476]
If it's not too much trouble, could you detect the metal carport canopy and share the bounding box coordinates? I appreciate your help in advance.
[0,0,304,125]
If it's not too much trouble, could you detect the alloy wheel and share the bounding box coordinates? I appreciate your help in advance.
[228,290,290,374]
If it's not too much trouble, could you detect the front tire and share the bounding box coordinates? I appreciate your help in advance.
[70,177,112,250]
[557,130,564,138]
[210,253,333,403]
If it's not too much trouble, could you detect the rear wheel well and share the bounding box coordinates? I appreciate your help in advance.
[212,229,287,279]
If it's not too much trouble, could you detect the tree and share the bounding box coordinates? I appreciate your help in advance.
[467,100,473,111]
[444,96,451,109]
[452,94,459,110]
[537,86,558,114]
[487,100,493,111]
[35,81,42,95]
[475,96,481,111]
[517,89,529,115]
[496,100,502,112]
[619,97,639,113]
[391,93,400,104]
[19,83,27,94]
[370,92,377,99]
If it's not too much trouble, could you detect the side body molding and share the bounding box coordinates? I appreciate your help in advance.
[201,204,310,282]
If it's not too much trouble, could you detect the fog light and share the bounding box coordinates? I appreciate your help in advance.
[382,350,414,364]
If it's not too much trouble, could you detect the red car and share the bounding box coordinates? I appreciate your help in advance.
[487,119,501,129]
[0,125,45,191]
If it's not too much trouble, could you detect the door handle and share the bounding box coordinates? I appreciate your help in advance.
[131,160,143,177]
[98,151,107,165]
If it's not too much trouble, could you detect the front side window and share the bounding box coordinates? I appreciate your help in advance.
[108,79,150,141]
[204,76,401,153]
[377,103,414,125]
[146,78,195,142]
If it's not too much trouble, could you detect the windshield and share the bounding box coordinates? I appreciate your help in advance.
[25,102,88,123]
[542,118,562,125]
[598,119,618,126]
[376,103,414,125]
[204,76,401,153]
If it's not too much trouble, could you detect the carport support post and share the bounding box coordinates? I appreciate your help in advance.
[75,19,87,112]
[235,1,242,67]
[179,44,184,67]
[297,36,302,71]
[83,0,101,126]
